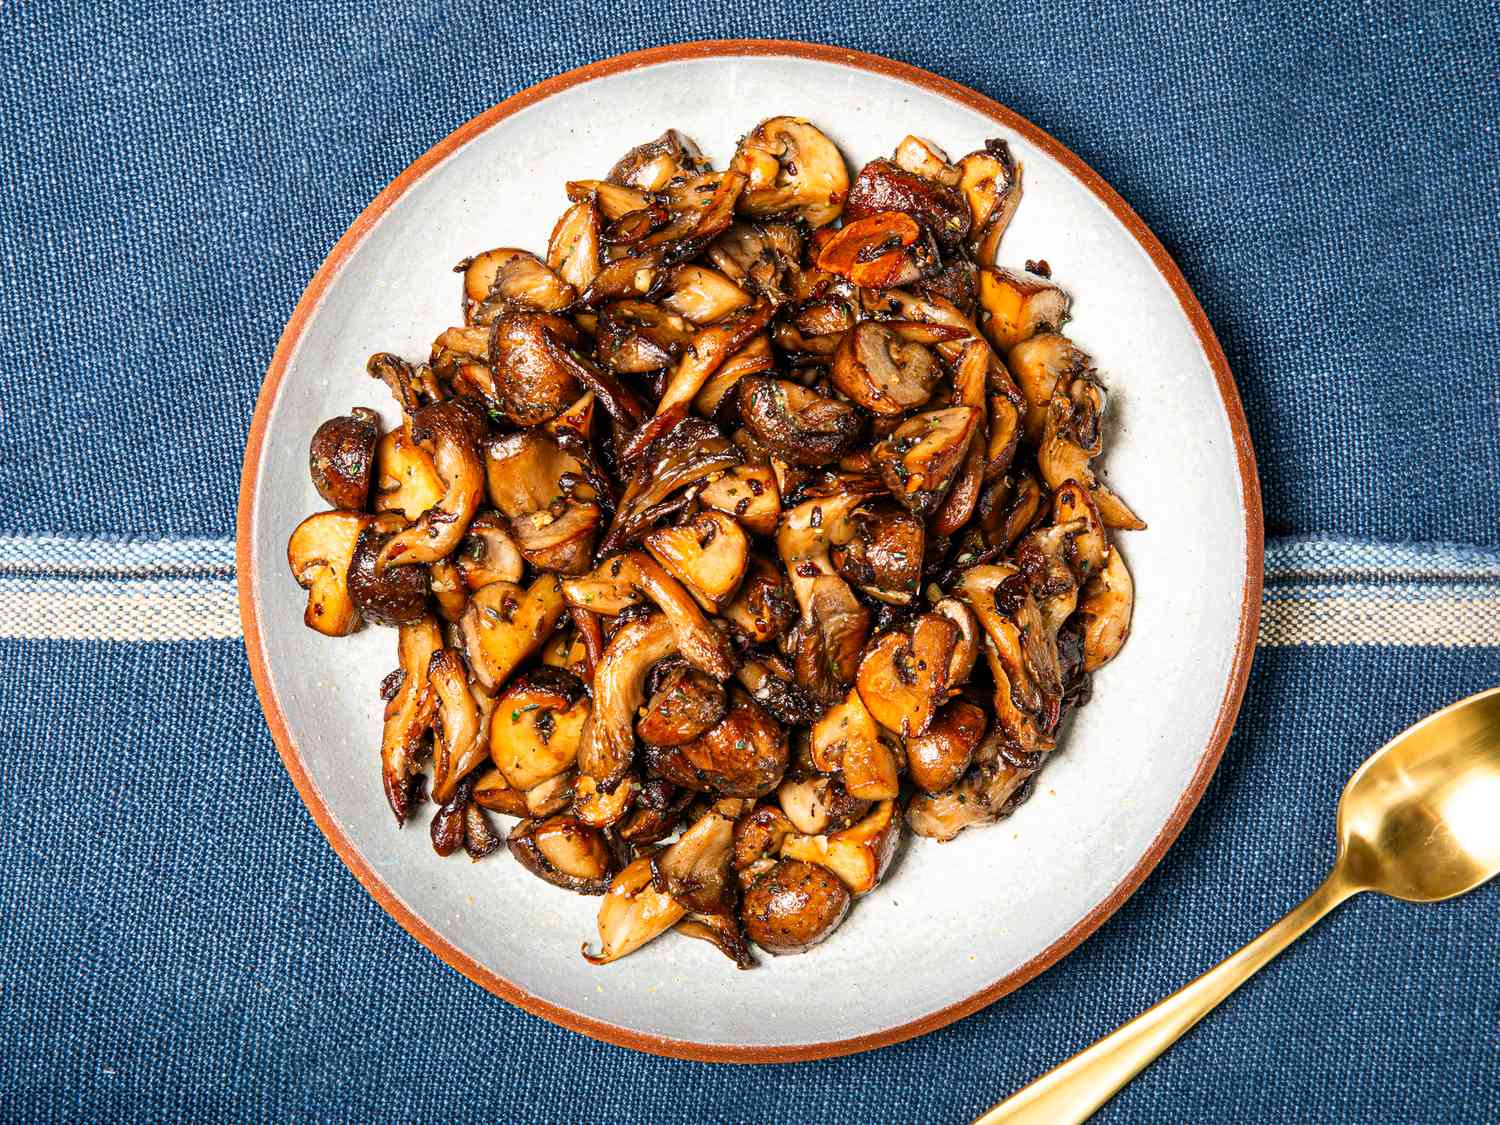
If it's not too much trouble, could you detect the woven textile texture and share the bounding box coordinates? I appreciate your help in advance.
[1,0,1498,1122]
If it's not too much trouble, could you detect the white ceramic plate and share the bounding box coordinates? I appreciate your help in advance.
[239,41,1261,1061]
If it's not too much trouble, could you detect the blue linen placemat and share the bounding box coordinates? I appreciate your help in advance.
[1,2,1496,1122]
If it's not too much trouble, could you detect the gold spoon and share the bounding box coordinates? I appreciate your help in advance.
[975,685,1500,1125]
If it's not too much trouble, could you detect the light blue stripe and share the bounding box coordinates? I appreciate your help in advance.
[0,534,236,573]
[1264,535,1500,580]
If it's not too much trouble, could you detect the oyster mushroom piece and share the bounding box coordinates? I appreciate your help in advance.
[595,299,693,374]
[698,464,780,537]
[907,732,1035,841]
[660,264,752,325]
[525,770,579,817]
[346,514,431,626]
[576,613,676,791]
[456,513,524,590]
[546,199,602,291]
[508,815,618,895]
[643,691,789,798]
[730,117,850,228]
[1079,545,1134,672]
[706,222,806,302]
[775,774,871,835]
[463,248,575,321]
[930,337,993,537]
[892,135,961,184]
[854,613,959,740]
[831,321,940,416]
[459,574,567,692]
[583,854,687,965]
[737,376,864,467]
[906,699,987,794]
[644,511,749,612]
[486,311,585,426]
[380,616,443,824]
[722,554,797,644]
[733,803,797,880]
[428,650,497,803]
[932,596,981,686]
[372,398,486,572]
[811,688,901,800]
[829,502,924,605]
[286,511,367,637]
[484,431,601,574]
[814,210,938,288]
[1051,481,1110,583]
[608,128,709,191]
[692,334,775,416]
[471,765,529,817]
[602,418,741,552]
[958,140,1022,264]
[1038,373,1146,530]
[429,325,494,399]
[843,159,969,250]
[636,664,726,747]
[741,859,851,956]
[872,407,980,517]
[956,564,1061,755]
[512,502,602,576]
[373,426,444,520]
[1007,332,1090,443]
[654,801,744,915]
[490,667,590,789]
[565,179,653,221]
[676,912,754,969]
[428,559,467,622]
[979,267,1071,352]
[780,798,901,895]
[308,408,379,510]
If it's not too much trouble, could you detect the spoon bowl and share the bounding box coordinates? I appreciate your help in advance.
[1339,687,1500,902]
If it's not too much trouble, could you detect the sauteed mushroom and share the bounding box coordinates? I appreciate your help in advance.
[291,118,1144,968]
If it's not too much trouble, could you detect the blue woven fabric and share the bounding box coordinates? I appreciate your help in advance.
[1,0,1497,1121]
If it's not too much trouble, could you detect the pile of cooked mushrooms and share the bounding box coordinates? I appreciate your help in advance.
[287,118,1141,966]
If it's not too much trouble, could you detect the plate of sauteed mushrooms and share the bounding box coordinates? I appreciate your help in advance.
[240,42,1261,1060]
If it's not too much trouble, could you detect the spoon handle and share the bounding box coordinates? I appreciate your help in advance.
[972,872,1359,1125]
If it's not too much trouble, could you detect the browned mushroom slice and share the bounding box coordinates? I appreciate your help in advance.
[1079,545,1134,672]
[525,769,578,817]
[741,858,851,956]
[906,699,987,794]
[373,426,444,520]
[792,578,872,705]
[1007,331,1090,443]
[463,248,576,322]
[576,613,675,791]
[932,596,981,687]
[653,802,743,915]
[676,911,755,969]
[608,129,710,191]
[698,463,780,536]
[931,338,993,536]
[706,222,807,303]
[489,667,590,790]
[427,559,467,622]
[733,803,796,881]
[829,502,923,605]
[372,398,486,572]
[810,688,900,799]
[309,408,379,510]
[958,139,1022,264]
[730,117,850,228]
[484,430,600,574]
[854,613,958,739]
[644,511,749,612]
[509,815,618,895]
[780,798,900,895]
[831,321,940,416]
[565,178,653,220]
[429,324,494,400]
[583,853,687,964]
[643,691,789,798]
[660,263,752,324]
[636,664,726,747]
[892,135,961,185]
[979,267,1070,352]
[567,769,633,829]
[595,299,693,373]
[380,616,443,824]
[602,418,741,552]
[471,765,529,817]
[872,406,980,517]
[843,158,970,250]
[1051,481,1109,583]
[1038,373,1146,530]
[615,779,693,845]
[546,198,602,291]
[907,732,1035,841]
[346,514,431,626]
[512,502,602,576]
[693,334,775,416]
[737,376,864,467]
[956,564,1061,754]
[456,513,524,590]
[459,574,566,692]
[722,554,797,644]
[775,774,871,836]
[427,650,497,802]
[487,310,585,425]
[815,211,938,289]
[982,469,1046,550]
[287,510,367,637]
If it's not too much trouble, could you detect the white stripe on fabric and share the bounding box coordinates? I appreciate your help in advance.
[0,535,1495,646]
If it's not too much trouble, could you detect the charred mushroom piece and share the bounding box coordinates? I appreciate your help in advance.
[485,431,601,574]
[730,117,850,228]
[309,408,379,510]
[698,464,781,536]
[373,426,444,521]
[831,321,940,416]
[509,815,618,895]
[583,853,687,964]
[676,912,754,969]
[741,859,851,955]
[463,248,575,322]
[459,574,567,692]
[1007,332,1090,443]
[843,159,969,250]
[471,765,529,817]
[815,211,937,289]
[958,140,1022,264]
[854,613,958,739]
[706,222,807,303]
[830,502,924,605]
[810,688,901,799]
[979,267,1070,352]
[738,376,864,467]
[643,691,789,798]
[487,311,585,426]
[735,657,822,726]
[1079,545,1134,672]
[872,407,980,517]
[572,770,637,828]
[956,564,1061,755]
[661,264,752,324]
[380,616,443,824]
[546,199,603,292]
[490,667,590,789]
[608,129,710,191]
[1038,372,1146,530]
[372,398,486,572]
[347,514,432,626]
[906,699,986,793]
[637,664,726,747]
[654,802,742,915]
[618,779,694,845]
[576,613,676,791]
[602,418,741,552]
[525,769,578,817]
[693,333,775,416]
[287,511,367,637]
[907,731,1035,842]
[722,554,797,644]
[428,649,497,802]
[644,511,749,612]
[456,513,525,590]
[595,300,694,373]
[780,798,900,895]
[776,774,871,836]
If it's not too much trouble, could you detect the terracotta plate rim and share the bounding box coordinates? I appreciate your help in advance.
[236,38,1264,1064]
